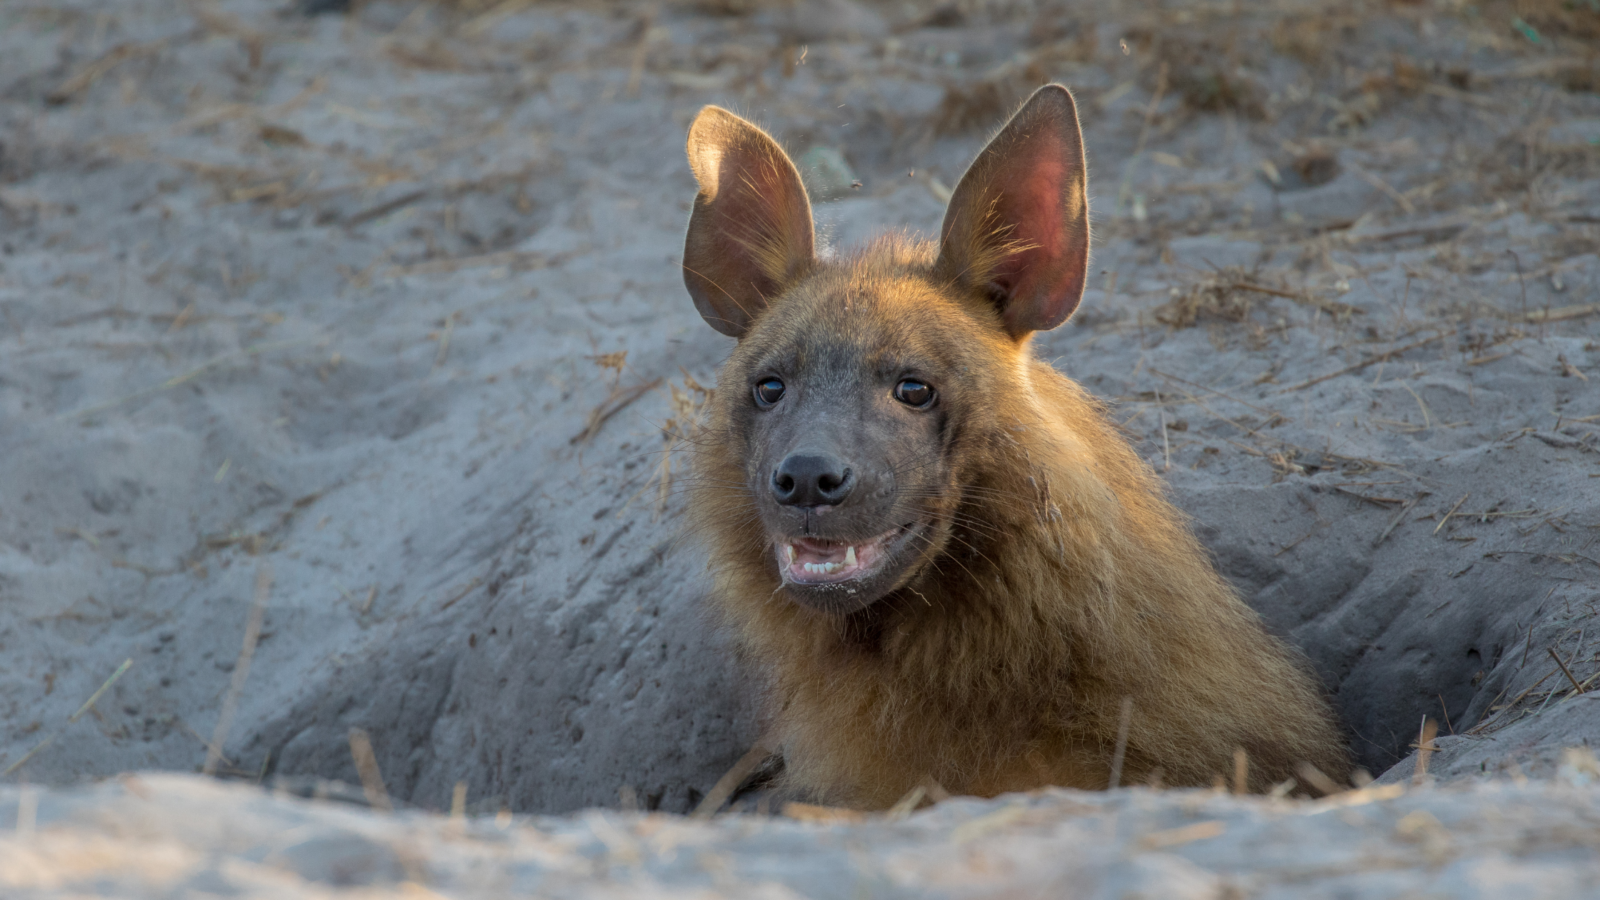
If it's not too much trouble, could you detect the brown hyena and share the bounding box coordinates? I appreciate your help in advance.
[682,85,1350,809]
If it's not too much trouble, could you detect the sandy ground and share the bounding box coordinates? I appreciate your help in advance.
[6,770,1600,898]
[1,0,1598,892]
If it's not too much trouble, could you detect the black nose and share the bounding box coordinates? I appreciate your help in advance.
[771,453,853,507]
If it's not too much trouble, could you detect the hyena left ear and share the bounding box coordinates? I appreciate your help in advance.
[934,84,1089,340]
[683,106,816,338]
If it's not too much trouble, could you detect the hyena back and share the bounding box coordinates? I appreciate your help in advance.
[682,85,1350,808]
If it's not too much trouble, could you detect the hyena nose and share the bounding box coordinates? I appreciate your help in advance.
[772,453,853,508]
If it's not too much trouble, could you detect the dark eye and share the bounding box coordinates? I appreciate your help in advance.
[754,378,786,407]
[894,379,935,408]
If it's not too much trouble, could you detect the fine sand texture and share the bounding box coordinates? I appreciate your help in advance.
[0,0,1598,892]
[6,770,1600,898]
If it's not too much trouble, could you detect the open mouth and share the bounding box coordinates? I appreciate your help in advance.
[776,527,907,585]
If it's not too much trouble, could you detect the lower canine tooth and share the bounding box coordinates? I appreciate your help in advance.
[845,546,857,566]
[785,545,796,564]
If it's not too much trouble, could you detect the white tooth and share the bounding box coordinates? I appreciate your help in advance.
[845,546,857,566]
[804,563,820,574]
[785,545,796,565]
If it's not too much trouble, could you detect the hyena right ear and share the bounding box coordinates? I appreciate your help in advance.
[683,107,815,338]
[935,84,1089,340]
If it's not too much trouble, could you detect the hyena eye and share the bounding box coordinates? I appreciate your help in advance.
[893,379,935,408]
[754,378,786,407]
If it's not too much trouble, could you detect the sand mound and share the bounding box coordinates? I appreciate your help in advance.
[7,771,1600,897]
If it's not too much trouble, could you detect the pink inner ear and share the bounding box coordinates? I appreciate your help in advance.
[937,85,1090,339]
[989,138,1087,336]
[988,155,1070,294]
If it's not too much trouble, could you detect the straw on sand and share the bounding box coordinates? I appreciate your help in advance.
[692,742,774,818]
[348,727,394,813]
[1413,717,1439,785]
[204,565,273,777]
[1107,696,1134,789]
[2,658,134,777]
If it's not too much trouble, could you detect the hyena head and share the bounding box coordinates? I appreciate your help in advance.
[684,85,1089,616]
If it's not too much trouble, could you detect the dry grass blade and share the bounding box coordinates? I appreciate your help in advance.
[1524,302,1600,323]
[1139,820,1226,849]
[1373,495,1424,548]
[1107,695,1134,789]
[205,565,273,777]
[179,718,233,768]
[59,337,320,421]
[437,576,482,612]
[1149,368,1281,417]
[1276,332,1451,394]
[623,11,658,100]
[47,39,167,104]
[386,249,554,278]
[2,658,134,777]
[691,742,774,818]
[1349,163,1415,214]
[1433,493,1469,535]
[1294,761,1343,797]
[348,727,393,813]
[1412,717,1438,784]
[887,785,927,819]
[459,0,534,38]
[1548,647,1586,696]
[631,372,714,516]
[570,378,663,445]
[345,189,428,228]
[14,784,37,838]
[1314,783,1407,810]
[432,313,457,372]
[782,802,865,824]
[1340,219,1468,247]
[1228,281,1364,318]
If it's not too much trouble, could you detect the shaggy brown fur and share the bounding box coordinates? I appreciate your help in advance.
[682,87,1350,809]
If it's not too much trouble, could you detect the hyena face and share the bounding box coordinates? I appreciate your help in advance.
[684,87,1089,615]
[719,268,993,614]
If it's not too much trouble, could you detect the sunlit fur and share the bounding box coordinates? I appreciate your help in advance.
[690,236,1351,809]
